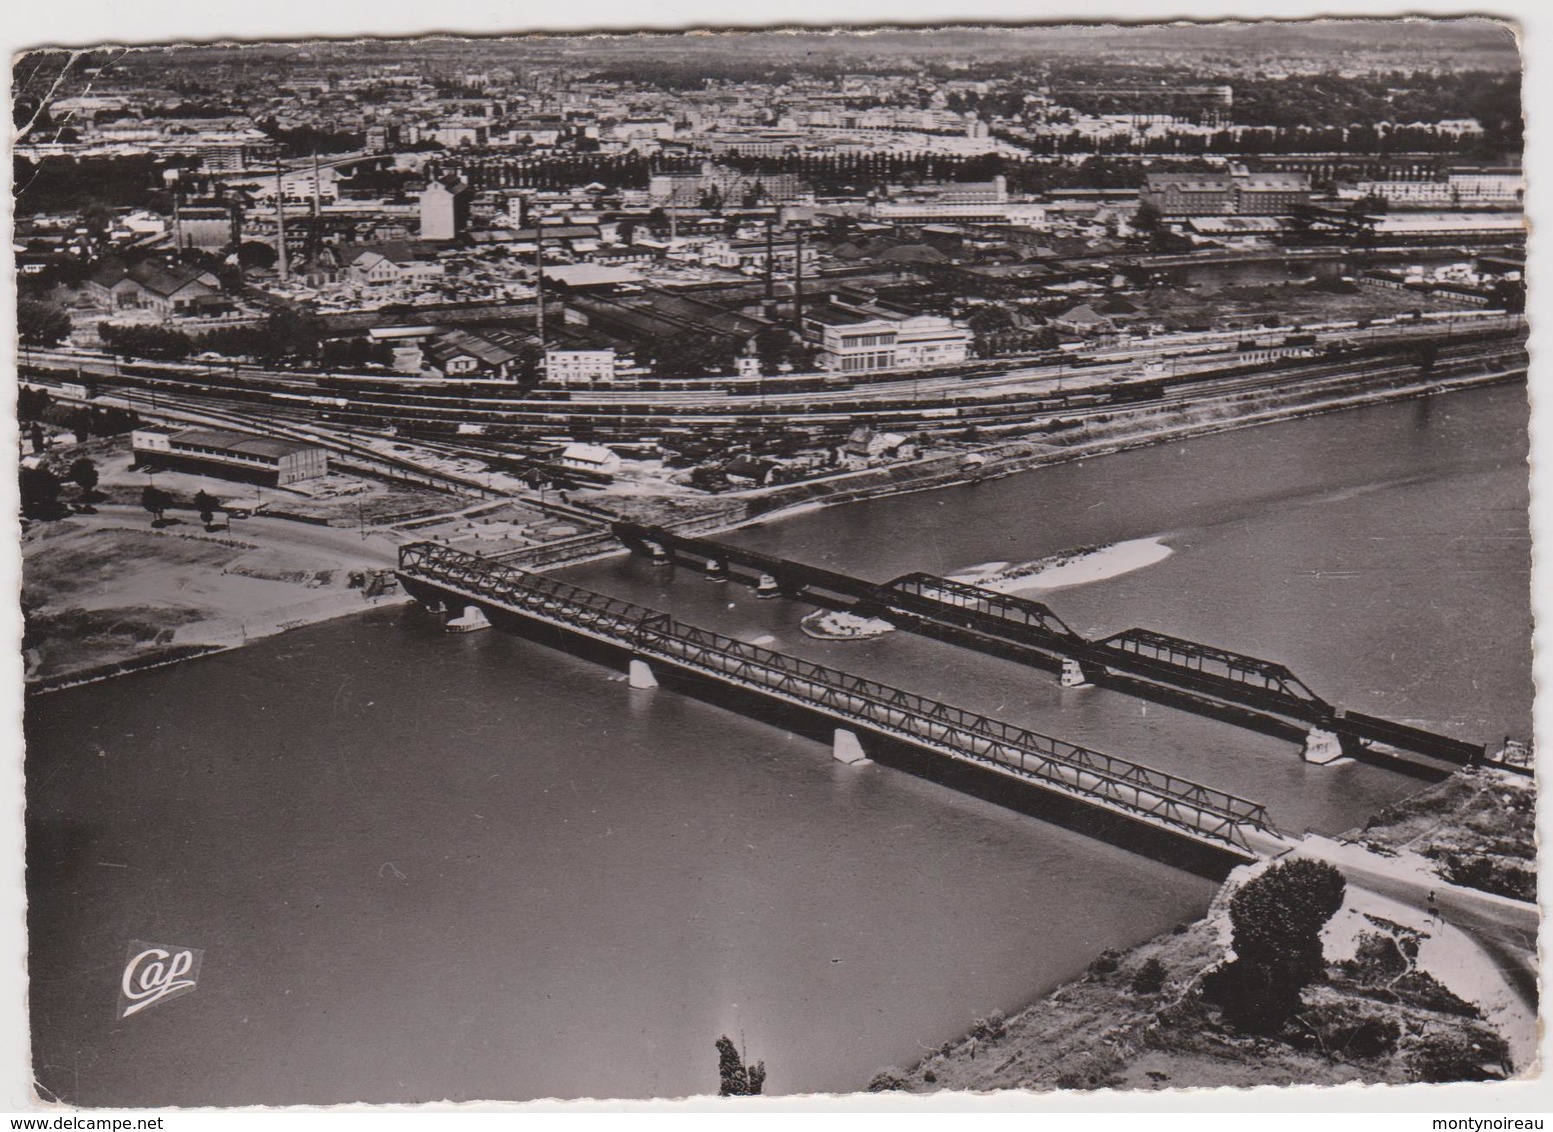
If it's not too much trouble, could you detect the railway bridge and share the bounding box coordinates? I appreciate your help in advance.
[610,522,1497,773]
[397,541,1282,862]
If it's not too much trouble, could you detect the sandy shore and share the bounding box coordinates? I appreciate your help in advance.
[947,537,1175,595]
[22,509,410,692]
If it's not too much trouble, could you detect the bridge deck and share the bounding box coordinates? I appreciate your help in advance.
[607,525,1483,767]
[884,573,1080,645]
[399,541,1273,856]
[1091,627,1334,719]
[612,521,870,599]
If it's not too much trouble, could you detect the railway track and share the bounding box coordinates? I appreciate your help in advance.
[23,329,1526,472]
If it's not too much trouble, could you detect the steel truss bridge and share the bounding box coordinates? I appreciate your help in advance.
[398,540,1276,859]
[610,522,1494,770]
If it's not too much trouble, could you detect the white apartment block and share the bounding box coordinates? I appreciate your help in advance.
[544,348,621,385]
[804,298,972,374]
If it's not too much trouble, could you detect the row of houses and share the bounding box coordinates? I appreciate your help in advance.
[398,283,975,384]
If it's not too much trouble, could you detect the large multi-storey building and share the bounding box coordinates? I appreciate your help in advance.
[802,292,972,373]
[1350,167,1523,209]
[648,164,804,207]
[419,175,472,240]
[1141,171,1312,217]
[173,200,241,252]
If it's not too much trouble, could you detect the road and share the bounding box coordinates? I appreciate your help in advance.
[1294,834,1539,1011]
[63,502,404,570]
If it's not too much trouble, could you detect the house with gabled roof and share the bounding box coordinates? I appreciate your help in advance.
[85,260,222,315]
[422,327,537,380]
[1051,302,1116,338]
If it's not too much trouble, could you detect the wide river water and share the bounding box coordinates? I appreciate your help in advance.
[25,383,1531,1105]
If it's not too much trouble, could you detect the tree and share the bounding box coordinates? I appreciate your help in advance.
[194,489,220,528]
[236,241,279,270]
[19,466,65,519]
[17,386,52,422]
[141,484,173,524]
[262,307,324,364]
[648,332,739,378]
[754,327,807,372]
[715,1036,766,1096]
[1491,277,1526,314]
[18,299,72,347]
[68,457,99,499]
[1203,859,1346,1032]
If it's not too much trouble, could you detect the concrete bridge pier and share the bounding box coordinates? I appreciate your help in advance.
[628,657,659,689]
[704,558,728,582]
[646,542,672,567]
[446,605,491,633]
[755,573,783,599]
[1060,658,1092,688]
[832,728,870,765]
[1302,726,1346,765]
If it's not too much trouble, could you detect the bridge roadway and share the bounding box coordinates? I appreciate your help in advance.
[396,540,1278,860]
[610,522,1492,771]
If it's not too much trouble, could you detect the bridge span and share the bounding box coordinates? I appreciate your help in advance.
[397,541,1280,861]
[609,521,1498,774]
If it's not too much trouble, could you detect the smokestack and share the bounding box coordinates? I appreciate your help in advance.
[534,220,546,347]
[792,227,804,328]
[764,217,775,301]
[274,159,290,283]
[309,149,324,263]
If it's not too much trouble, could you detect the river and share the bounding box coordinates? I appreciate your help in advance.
[23,382,1531,1105]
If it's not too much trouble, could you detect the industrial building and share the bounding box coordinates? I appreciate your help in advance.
[420,175,473,241]
[131,427,329,486]
[1141,171,1312,218]
[802,290,972,373]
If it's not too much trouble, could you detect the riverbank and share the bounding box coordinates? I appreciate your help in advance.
[20,357,1525,690]
[590,352,1527,551]
[21,511,409,691]
[873,767,1537,1095]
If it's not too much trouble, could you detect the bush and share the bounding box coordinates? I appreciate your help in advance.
[866,1068,908,1092]
[1290,1002,1401,1060]
[1408,1029,1510,1084]
[969,1009,1007,1042]
[1089,949,1123,976]
[1438,853,1536,902]
[1344,1016,1402,1059]
[1344,931,1411,983]
[1131,957,1168,995]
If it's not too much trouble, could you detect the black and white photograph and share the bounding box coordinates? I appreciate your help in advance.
[7,3,1541,1111]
